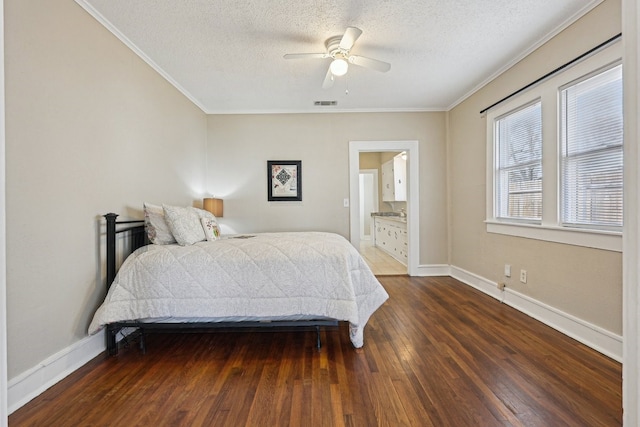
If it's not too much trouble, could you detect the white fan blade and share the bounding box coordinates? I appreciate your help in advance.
[283,53,329,59]
[348,55,391,72]
[339,27,362,50]
[322,67,335,89]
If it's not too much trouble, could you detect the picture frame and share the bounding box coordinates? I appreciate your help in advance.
[267,160,302,202]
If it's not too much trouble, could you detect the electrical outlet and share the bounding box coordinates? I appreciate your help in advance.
[504,264,511,277]
[520,269,527,284]
[343,198,349,207]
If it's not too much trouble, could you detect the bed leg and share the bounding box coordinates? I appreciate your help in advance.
[107,326,118,356]
[139,330,146,354]
[316,326,322,351]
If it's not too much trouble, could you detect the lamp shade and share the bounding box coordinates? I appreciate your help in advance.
[330,58,348,76]
[203,197,223,217]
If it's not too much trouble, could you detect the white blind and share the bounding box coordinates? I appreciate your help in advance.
[495,101,542,221]
[560,64,623,229]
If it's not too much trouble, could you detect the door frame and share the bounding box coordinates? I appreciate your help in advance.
[623,1,640,423]
[1,0,8,421]
[349,140,419,275]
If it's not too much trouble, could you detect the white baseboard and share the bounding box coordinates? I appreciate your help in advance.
[450,265,623,362]
[8,264,623,414]
[449,266,504,300]
[413,264,451,276]
[502,287,622,362]
[8,331,105,414]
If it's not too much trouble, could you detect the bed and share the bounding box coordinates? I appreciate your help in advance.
[90,208,389,355]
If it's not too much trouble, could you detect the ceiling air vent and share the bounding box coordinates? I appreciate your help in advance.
[314,101,337,106]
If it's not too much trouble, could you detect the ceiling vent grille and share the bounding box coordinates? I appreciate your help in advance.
[314,101,337,106]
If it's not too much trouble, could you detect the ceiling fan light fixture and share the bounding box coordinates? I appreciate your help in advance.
[283,27,389,88]
[330,58,348,76]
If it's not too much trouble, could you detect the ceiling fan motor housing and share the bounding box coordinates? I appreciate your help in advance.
[325,35,348,59]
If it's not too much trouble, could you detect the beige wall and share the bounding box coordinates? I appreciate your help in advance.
[358,152,382,171]
[447,0,622,334]
[2,0,622,397]
[206,112,448,265]
[4,0,207,378]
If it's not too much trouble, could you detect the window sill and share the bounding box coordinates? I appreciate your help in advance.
[485,220,621,252]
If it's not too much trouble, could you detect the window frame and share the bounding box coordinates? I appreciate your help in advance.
[558,63,623,231]
[485,41,622,252]
[493,99,543,224]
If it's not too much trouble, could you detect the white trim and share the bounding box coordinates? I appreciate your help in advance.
[76,0,604,115]
[485,41,623,251]
[502,286,622,362]
[486,221,622,252]
[75,1,448,116]
[622,0,640,423]
[206,107,447,115]
[447,0,605,111]
[0,0,7,422]
[74,0,208,113]
[349,141,420,276]
[450,266,504,301]
[8,263,625,412]
[8,332,105,414]
[451,265,622,362]
[413,264,451,277]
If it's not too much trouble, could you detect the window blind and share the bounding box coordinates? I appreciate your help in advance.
[560,64,623,229]
[495,101,542,221]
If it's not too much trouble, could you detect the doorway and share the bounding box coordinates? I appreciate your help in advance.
[349,141,420,276]
[358,166,406,275]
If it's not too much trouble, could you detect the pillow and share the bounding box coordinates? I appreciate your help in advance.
[200,217,221,241]
[143,202,176,245]
[194,207,219,240]
[162,205,206,246]
[193,207,218,223]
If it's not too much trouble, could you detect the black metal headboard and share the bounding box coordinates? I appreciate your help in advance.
[104,213,146,290]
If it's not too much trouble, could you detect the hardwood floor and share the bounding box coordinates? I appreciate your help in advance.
[10,276,621,426]
[359,240,406,275]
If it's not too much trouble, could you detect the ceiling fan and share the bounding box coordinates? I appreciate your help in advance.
[283,27,391,89]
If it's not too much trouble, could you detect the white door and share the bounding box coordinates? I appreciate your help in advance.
[359,169,378,240]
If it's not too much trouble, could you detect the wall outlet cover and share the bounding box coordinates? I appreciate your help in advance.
[520,269,527,283]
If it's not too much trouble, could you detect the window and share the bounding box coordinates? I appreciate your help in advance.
[485,41,622,251]
[560,64,623,230]
[495,101,542,222]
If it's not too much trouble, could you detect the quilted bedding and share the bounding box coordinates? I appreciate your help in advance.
[89,232,389,348]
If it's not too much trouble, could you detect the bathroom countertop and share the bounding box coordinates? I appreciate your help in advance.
[371,212,407,223]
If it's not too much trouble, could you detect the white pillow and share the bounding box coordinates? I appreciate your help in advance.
[162,205,206,246]
[143,202,176,245]
[193,207,218,223]
[200,217,221,241]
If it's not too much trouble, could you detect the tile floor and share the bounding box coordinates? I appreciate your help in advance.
[359,240,407,275]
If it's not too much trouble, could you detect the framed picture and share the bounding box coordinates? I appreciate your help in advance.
[267,160,302,202]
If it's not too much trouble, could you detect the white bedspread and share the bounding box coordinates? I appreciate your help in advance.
[89,232,389,348]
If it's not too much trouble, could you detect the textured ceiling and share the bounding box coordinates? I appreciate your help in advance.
[77,0,601,114]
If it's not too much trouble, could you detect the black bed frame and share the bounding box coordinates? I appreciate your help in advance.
[103,213,338,355]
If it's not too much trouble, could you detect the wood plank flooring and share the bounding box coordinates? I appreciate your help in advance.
[359,240,406,275]
[9,276,621,426]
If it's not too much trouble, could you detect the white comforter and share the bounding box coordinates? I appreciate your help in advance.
[89,232,389,348]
